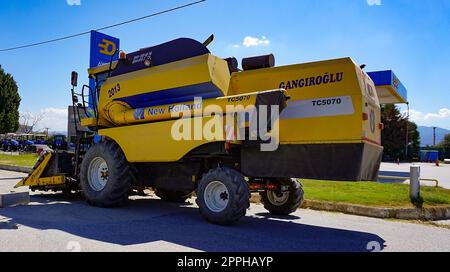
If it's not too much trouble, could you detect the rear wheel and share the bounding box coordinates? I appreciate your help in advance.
[155,188,193,203]
[260,179,304,215]
[80,140,134,207]
[196,167,250,225]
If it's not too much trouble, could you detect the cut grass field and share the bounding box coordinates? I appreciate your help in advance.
[0,153,38,167]
[302,179,450,208]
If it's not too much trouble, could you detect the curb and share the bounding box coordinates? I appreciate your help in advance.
[0,165,32,174]
[0,192,30,208]
[250,194,450,221]
[302,200,450,221]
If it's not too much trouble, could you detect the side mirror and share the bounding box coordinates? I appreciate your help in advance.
[71,71,78,87]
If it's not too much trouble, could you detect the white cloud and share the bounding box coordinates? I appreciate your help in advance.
[407,108,450,122]
[21,108,68,132]
[40,108,68,132]
[67,0,81,6]
[367,0,381,6]
[242,36,270,47]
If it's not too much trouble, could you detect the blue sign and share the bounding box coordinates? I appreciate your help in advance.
[368,70,408,103]
[89,30,120,68]
[88,31,120,115]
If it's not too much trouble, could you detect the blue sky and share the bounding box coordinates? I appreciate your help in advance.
[0,0,449,131]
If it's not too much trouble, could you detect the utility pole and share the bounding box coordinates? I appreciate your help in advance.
[405,103,410,160]
[433,127,437,146]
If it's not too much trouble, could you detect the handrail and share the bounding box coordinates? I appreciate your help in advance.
[420,178,440,188]
[378,175,439,188]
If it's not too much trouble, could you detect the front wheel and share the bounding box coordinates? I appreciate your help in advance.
[80,140,134,207]
[260,179,304,215]
[196,167,250,225]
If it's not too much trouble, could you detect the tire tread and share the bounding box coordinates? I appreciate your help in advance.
[80,140,134,207]
[196,167,250,225]
[260,179,304,215]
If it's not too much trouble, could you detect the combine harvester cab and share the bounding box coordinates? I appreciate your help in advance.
[16,36,408,225]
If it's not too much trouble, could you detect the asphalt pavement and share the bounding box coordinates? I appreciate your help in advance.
[1,169,450,252]
[380,162,450,189]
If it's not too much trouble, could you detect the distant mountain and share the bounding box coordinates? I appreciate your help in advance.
[418,126,450,147]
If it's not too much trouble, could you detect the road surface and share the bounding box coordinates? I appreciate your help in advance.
[380,162,450,189]
[1,169,450,252]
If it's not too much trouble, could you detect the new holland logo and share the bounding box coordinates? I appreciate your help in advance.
[98,39,117,56]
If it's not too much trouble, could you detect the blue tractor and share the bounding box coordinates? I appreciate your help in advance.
[34,135,48,145]
[17,134,35,151]
[52,135,68,150]
[5,139,20,152]
[1,138,8,151]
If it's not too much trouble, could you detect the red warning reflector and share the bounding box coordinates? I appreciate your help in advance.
[119,51,127,60]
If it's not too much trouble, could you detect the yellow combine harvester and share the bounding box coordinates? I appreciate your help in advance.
[16,36,398,225]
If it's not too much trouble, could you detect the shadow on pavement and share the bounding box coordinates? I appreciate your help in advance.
[254,212,301,220]
[378,170,410,184]
[0,194,386,252]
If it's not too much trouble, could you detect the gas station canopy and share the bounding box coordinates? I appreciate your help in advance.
[368,70,408,104]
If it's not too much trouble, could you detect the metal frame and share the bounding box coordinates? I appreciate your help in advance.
[14,152,66,188]
[378,175,439,188]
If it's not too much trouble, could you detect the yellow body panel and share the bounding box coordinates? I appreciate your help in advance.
[15,176,66,188]
[15,152,66,188]
[101,91,268,126]
[100,115,230,163]
[32,176,66,187]
[229,58,382,145]
[81,117,113,127]
[96,54,231,127]
[360,70,382,145]
[93,56,381,164]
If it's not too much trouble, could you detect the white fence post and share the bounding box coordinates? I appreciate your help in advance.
[410,166,421,201]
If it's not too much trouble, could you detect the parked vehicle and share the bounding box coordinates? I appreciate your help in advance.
[17,36,407,225]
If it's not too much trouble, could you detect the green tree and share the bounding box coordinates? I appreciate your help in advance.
[440,134,450,148]
[0,65,21,134]
[406,121,421,159]
[381,104,421,161]
[439,134,450,159]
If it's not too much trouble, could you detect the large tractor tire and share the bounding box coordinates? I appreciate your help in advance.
[155,188,193,203]
[260,179,304,216]
[80,140,134,207]
[196,167,250,225]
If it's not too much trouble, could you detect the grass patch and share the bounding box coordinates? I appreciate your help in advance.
[0,153,38,167]
[302,179,450,208]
